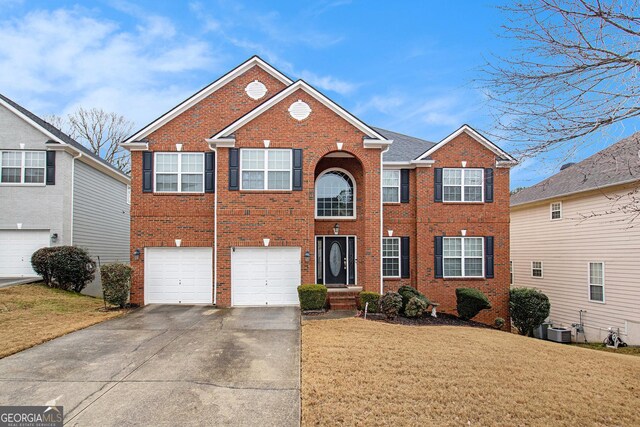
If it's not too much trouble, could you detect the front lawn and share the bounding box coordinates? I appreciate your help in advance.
[0,284,126,358]
[302,318,640,426]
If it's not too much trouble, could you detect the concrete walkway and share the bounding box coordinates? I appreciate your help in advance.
[0,305,300,426]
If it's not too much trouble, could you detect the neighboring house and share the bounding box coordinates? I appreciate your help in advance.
[0,94,130,296]
[511,132,640,344]
[121,56,516,325]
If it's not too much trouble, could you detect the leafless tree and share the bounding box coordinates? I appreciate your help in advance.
[45,108,134,174]
[482,0,640,157]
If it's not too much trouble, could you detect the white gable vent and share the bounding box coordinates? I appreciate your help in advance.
[288,100,311,121]
[245,80,268,100]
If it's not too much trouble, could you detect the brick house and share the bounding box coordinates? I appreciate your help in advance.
[121,56,516,324]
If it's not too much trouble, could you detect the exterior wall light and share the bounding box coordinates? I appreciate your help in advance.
[333,223,340,235]
[304,250,311,263]
[133,249,141,261]
[51,233,58,242]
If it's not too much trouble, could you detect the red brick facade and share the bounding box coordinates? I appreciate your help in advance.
[127,59,512,326]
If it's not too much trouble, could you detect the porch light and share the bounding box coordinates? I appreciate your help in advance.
[304,250,311,263]
[333,223,340,235]
[133,249,141,261]
[263,238,270,247]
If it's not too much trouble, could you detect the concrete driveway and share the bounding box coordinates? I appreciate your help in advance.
[0,305,300,426]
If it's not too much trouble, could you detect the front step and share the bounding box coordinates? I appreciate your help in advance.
[327,290,359,310]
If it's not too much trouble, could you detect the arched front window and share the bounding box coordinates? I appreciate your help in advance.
[315,169,355,218]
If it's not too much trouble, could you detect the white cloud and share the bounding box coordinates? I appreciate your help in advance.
[298,70,357,95]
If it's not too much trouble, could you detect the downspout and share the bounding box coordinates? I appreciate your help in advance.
[69,151,83,245]
[213,147,218,306]
[380,146,390,295]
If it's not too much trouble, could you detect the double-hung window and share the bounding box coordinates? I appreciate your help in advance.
[155,153,204,193]
[443,168,483,202]
[0,151,46,184]
[551,202,562,220]
[531,261,543,278]
[443,237,484,277]
[588,262,605,302]
[382,237,400,277]
[241,149,291,190]
[382,170,400,203]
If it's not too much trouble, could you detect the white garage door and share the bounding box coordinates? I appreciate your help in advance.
[145,247,213,304]
[0,230,50,277]
[232,247,301,306]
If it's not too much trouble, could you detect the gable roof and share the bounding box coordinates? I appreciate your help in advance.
[0,93,129,182]
[123,56,293,145]
[375,127,435,162]
[511,132,640,207]
[208,80,389,142]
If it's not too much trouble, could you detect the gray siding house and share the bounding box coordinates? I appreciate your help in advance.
[0,94,130,296]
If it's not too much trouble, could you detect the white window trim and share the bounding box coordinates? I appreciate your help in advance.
[153,152,205,193]
[550,201,562,220]
[443,168,484,203]
[382,169,401,203]
[314,167,357,219]
[382,236,401,278]
[126,185,131,205]
[588,261,605,304]
[239,149,292,191]
[443,237,485,278]
[531,261,543,278]
[0,150,46,186]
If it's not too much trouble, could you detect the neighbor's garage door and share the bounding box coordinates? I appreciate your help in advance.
[0,230,50,277]
[145,247,213,304]
[232,247,301,306]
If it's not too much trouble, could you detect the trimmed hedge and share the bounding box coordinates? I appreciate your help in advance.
[297,284,327,310]
[101,263,132,308]
[379,291,402,320]
[397,285,430,314]
[31,246,96,292]
[358,291,380,313]
[405,296,429,318]
[456,288,491,320]
[510,287,551,336]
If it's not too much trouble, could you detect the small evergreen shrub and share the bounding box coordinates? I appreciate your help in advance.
[494,317,506,329]
[397,285,430,313]
[510,287,551,336]
[379,291,403,320]
[31,247,57,286]
[456,288,491,320]
[404,296,429,318]
[358,291,380,313]
[101,263,133,308]
[297,284,327,310]
[31,246,95,292]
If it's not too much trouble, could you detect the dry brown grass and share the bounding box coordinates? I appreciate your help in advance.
[302,318,640,426]
[0,284,125,358]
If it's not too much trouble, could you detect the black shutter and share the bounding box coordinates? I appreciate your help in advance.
[292,149,303,191]
[485,236,495,278]
[45,151,55,185]
[401,236,410,278]
[484,168,494,203]
[434,168,443,202]
[434,236,443,278]
[205,152,215,193]
[400,169,409,203]
[142,151,153,193]
[229,148,239,191]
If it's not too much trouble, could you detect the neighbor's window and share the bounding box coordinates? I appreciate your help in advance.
[382,237,400,277]
[551,202,562,220]
[382,170,400,203]
[0,150,46,184]
[240,149,291,190]
[443,168,483,202]
[155,152,204,193]
[126,185,131,204]
[443,237,484,277]
[589,262,605,302]
[316,169,355,218]
[531,261,543,278]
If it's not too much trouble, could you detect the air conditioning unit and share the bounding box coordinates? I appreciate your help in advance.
[547,327,572,343]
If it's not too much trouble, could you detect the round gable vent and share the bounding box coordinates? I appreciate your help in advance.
[288,100,312,121]
[245,80,268,100]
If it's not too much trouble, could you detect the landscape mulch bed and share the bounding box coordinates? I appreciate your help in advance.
[362,312,495,328]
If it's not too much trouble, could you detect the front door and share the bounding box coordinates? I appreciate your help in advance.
[324,236,347,286]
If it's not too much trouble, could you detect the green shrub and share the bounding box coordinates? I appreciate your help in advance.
[397,285,430,314]
[455,288,491,320]
[31,246,95,292]
[358,291,380,313]
[297,284,327,310]
[404,296,429,318]
[494,317,506,329]
[379,291,402,320]
[510,287,551,336]
[101,263,132,308]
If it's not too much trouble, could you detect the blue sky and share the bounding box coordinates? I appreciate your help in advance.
[0,0,636,188]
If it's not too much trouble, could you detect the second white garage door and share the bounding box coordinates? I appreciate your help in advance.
[0,230,50,277]
[145,247,213,304]
[232,247,301,306]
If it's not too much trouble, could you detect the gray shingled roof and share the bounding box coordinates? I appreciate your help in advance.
[511,132,640,206]
[0,93,126,176]
[375,127,435,162]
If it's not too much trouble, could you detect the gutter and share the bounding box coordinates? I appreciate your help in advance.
[213,146,218,306]
[69,151,83,245]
